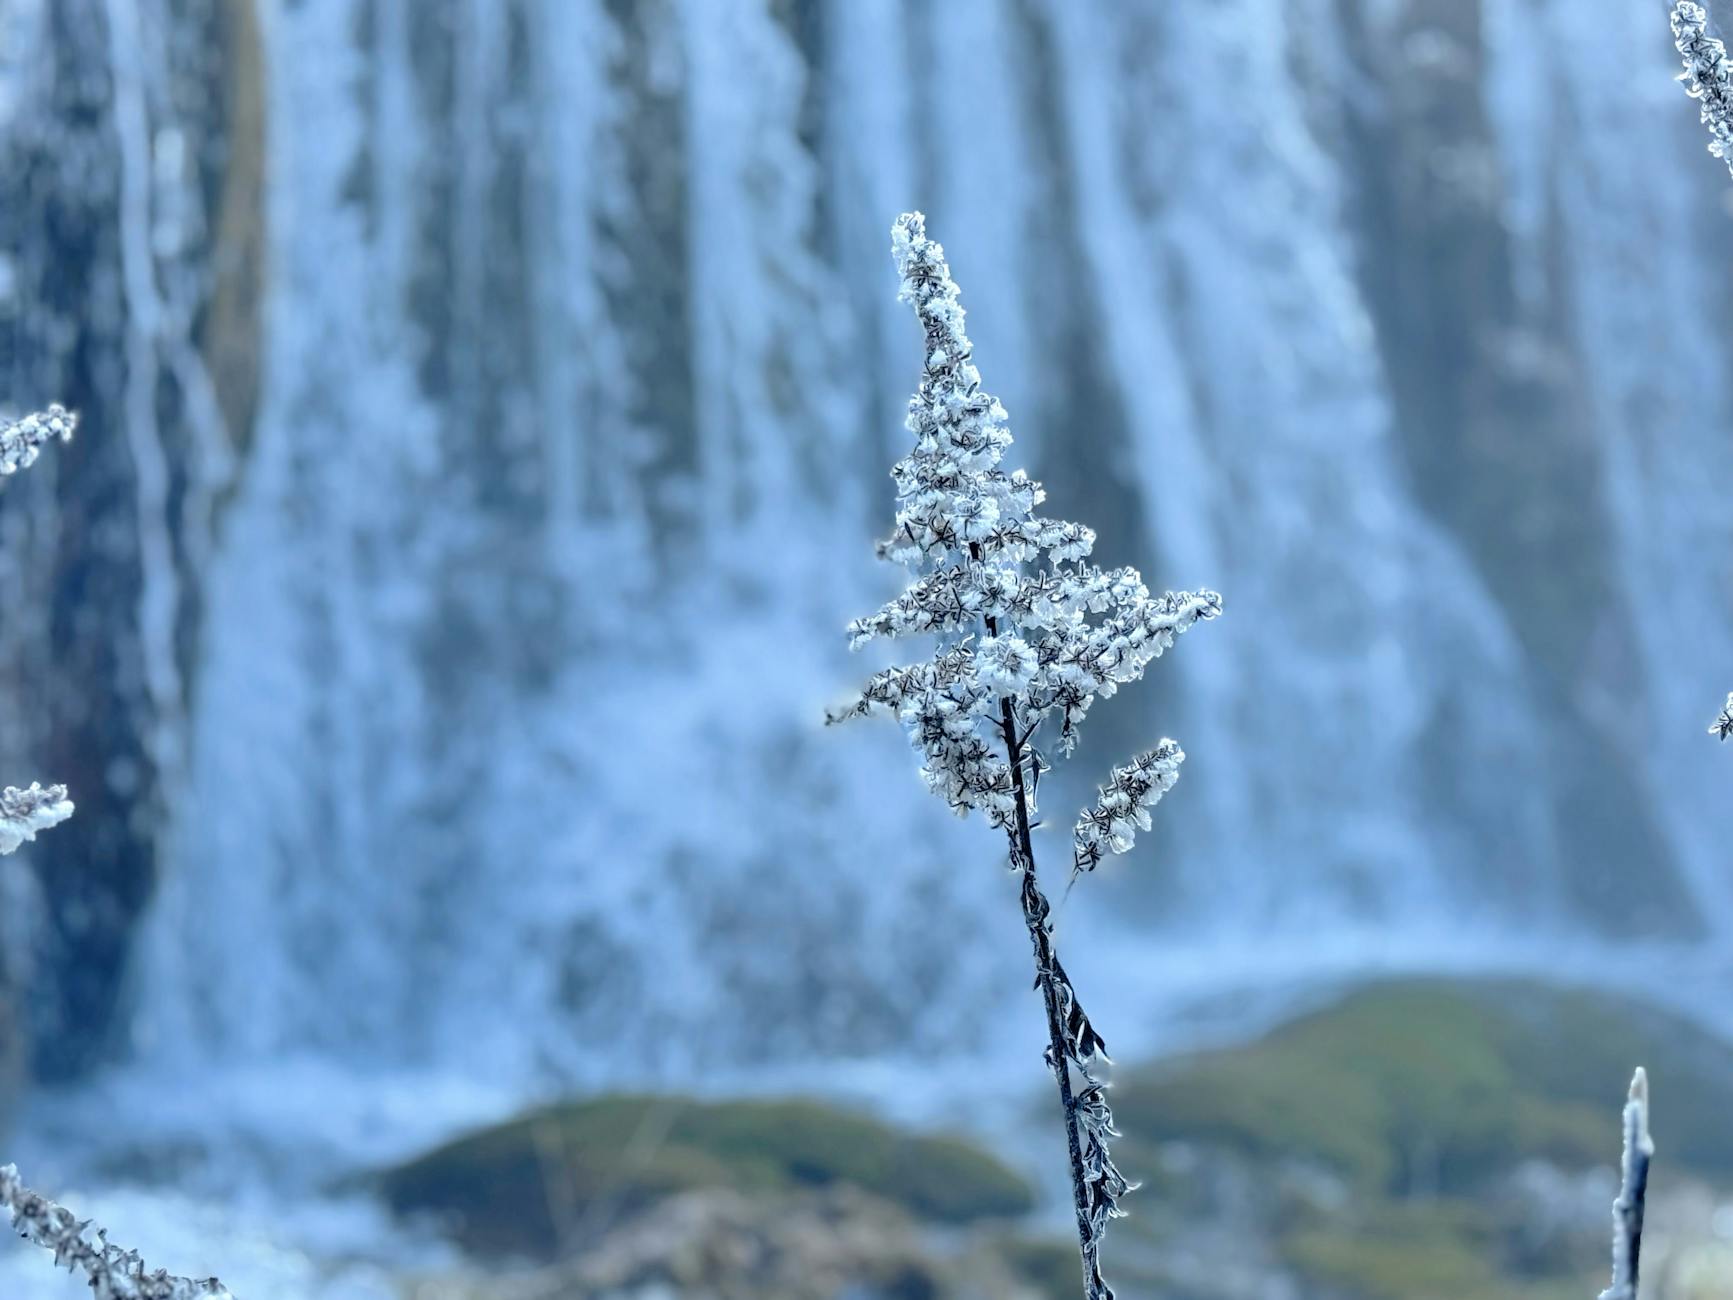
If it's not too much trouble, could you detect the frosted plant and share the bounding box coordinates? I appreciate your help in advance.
[1597,1069,1653,1300]
[1673,2,1733,179]
[0,782,74,857]
[0,407,76,854]
[1,1165,233,1299]
[0,405,78,479]
[830,212,1221,1299]
[1711,692,1733,740]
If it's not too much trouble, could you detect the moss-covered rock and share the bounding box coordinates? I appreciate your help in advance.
[1109,978,1733,1299]
[1279,1199,1582,1300]
[376,1094,1035,1260]
[1116,979,1733,1197]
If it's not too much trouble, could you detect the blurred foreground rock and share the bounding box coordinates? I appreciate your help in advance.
[400,1184,1055,1300]
[375,1094,1035,1260]
[379,981,1733,1299]
[378,1094,1063,1297]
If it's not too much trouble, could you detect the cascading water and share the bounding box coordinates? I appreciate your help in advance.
[2,2,1732,1285]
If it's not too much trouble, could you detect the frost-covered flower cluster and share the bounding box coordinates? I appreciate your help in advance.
[0,1165,233,1299]
[1673,2,1733,178]
[831,212,1219,1300]
[831,213,1220,833]
[1710,692,1733,741]
[1073,742,1184,876]
[0,404,77,480]
[0,782,74,856]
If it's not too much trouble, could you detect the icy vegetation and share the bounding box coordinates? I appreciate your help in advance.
[0,406,76,480]
[0,784,73,858]
[1598,1070,1654,1300]
[1673,2,1733,178]
[830,212,1220,1299]
[0,1166,232,1300]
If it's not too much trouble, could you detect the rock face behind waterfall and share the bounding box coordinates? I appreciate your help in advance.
[0,962,19,1137]
[0,0,1731,1086]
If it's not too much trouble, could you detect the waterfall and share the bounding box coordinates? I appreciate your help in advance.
[0,0,1728,1102]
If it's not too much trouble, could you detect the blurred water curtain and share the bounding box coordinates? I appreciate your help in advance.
[2,0,1733,1095]
[0,407,76,857]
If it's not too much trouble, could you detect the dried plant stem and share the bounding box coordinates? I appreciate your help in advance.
[1599,1069,1653,1300]
[1001,702,1097,1298]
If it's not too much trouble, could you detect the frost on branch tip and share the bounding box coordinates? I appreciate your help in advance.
[829,212,1220,834]
[0,783,73,856]
[1598,1069,1653,1300]
[1073,741,1184,876]
[0,404,77,480]
[0,1165,234,1299]
[1710,692,1733,740]
[1673,2,1733,178]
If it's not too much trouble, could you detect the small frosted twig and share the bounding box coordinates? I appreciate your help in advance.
[0,783,74,856]
[0,1165,234,1299]
[1598,1069,1653,1300]
[0,405,77,479]
[1072,741,1184,877]
[1673,2,1733,178]
[1710,692,1733,740]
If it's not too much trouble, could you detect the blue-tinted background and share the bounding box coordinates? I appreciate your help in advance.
[2,1,1732,1295]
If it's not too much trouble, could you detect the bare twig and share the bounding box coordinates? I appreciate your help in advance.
[1598,1069,1654,1300]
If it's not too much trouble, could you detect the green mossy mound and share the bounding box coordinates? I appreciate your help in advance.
[1111,978,1733,1299]
[1279,1200,1582,1300]
[377,1094,1036,1259]
[1116,979,1733,1196]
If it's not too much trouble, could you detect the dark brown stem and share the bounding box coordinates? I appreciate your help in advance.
[974,540,1102,1298]
[999,695,1099,1297]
